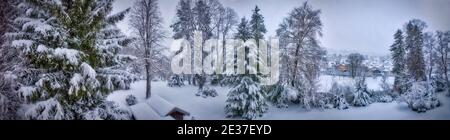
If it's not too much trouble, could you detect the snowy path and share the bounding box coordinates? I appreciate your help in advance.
[108,78,450,120]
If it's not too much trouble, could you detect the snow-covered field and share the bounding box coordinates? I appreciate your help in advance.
[107,75,450,120]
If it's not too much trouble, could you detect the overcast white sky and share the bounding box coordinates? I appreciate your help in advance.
[113,0,450,55]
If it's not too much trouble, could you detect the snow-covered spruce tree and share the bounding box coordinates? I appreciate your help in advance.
[192,0,217,97]
[250,6,267,47]
[8,0,133,120]
[129,0,165,99]
[225,41,268,120]
[168,2,190,86]
[402,81,440,112]
[352,76,372,107]
[390,29,408,95]
[226,76,268,120]
[0,0,23,120]
[170,0,194,85]
[405,19,427,82]
[221,17,253,86]
[276,2,326,110]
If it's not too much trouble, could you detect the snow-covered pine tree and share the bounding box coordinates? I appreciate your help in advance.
[276,2,326,110]
[0,0,22,120]
[225,76,268,120]
[405,19,427,82]
[221,17,252,86]
[352,76,372,107]
[390,29,408,95]
[235,17,252,42]
[171,0,194,41]
[171,0,195,85]
[192,0,217,97]
[225,40,268,120]
[249,6,267,47]
[7,0,133,120]
[402,81,440,112]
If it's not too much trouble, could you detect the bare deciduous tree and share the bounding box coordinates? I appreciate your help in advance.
[129,0,165,99]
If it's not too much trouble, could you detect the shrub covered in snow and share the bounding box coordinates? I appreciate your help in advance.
[220,75,242,87]
[196,87,218,98]
[267,83,297,108]
[370,90,394,103]
[167,75,184,87]
[328,82,349,110]
[372,75,395,102]
[126,95,138,106]
[401,81,440,112]
[352,77,372,107]
[225,77,268,120]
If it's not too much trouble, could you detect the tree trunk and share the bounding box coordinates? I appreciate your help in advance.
[146,67,152,99]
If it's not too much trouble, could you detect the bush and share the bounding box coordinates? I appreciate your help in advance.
[370,90,394,103]
[267,83,297,108]
[352,77,372,107]
[401,81,440,112]
[196,87,218,98]
[167,75,184,87]
[126,95,138,106]
[328,82,349,110]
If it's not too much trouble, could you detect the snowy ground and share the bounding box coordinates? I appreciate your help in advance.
[107,75,450,120]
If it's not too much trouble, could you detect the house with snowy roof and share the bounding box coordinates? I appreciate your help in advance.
[130,95,191,120]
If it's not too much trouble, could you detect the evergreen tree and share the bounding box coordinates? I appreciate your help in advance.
[390,29,407,94]
[235,17,252,42]
[192,0,217,97]
[0,0,22,120]
[405,19,427,82]
[225,38,268,120]
[352,77,372,107]
[7,0,133,120]
[329,82,349,110]
[171,0,194,40]
[170,0,194,85]
[249,6,267,45]
[221,17,252,86]
[168,75,184,87]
